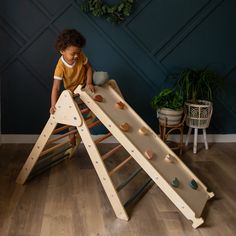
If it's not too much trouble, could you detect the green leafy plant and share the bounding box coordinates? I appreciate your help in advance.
[150,88,184,110]
[172,68,221,104]
[81,0,135,24]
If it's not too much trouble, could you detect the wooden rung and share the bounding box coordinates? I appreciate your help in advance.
[109,156,132,177]
[29,152,70,180]
[94,133,112,144]
[123,178,153,208]
[73,93,80,97]
[73,93,80,99]
[39,140,71,157]
[116,167,142,192]
[37,143,72,164]
[87,120,102,129]
[102,144,123,161]
[47,129,78,144]
[80,108,90,114]
[52,125,71,134]
[85,115,93,121]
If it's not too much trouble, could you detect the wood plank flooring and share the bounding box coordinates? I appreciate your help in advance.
[0,143,236,236]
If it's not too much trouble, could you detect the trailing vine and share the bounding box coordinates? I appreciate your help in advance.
[81,0,135,24]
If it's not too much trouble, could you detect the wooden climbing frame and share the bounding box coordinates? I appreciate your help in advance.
[16,80,214,228]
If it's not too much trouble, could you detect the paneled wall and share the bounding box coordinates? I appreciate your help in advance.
[1,0,236,134]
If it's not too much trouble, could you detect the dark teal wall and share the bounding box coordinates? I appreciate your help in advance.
[1,0,236,134]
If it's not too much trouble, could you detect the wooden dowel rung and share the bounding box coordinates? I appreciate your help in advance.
[116,167,142,192]
[47,130,78,144]
[52,125,71,134]
[35,144,71,168]
[109,156,132,176]
[40,140,71,157]
[94,133,112,144]
[85,115,93,121]
[124,178,153,208]
[81,108,90,114]
[38,144,72,163]
[102,145,123,161]
[73,93,80,99]
[87,120,102,129]
[73,93,82,97]
[30,152,69,180]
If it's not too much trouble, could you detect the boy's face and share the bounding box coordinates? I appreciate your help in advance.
[60,46,81,65]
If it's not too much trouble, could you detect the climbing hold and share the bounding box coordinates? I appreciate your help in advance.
[171,177,180,188]
[164,154,174,163]
[119,122,129,132]
[138,127,149,135]
[189,179,198,190]
[93,94,103,102]
[115,101,125,109]
[144,150,153,160]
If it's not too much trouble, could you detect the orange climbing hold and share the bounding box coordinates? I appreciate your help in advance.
[144,150,153,159]
[93,94,103,102]
[119,122,129,132]
[115,101,125,109]
[138,127,149,135]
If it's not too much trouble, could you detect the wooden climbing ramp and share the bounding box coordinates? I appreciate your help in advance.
[16,80,214,229]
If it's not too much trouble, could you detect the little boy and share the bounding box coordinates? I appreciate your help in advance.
[50,29,95,114]
[50,29,95,147]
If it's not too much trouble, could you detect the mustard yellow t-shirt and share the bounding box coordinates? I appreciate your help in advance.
[54,51,88,92]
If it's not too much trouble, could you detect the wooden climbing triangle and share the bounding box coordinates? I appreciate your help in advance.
[16,80,214,228]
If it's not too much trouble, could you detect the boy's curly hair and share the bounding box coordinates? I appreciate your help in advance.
[55,29,86,51]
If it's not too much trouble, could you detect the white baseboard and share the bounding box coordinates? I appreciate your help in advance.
[1,134,236,144]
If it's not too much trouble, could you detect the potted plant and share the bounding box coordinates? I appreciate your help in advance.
[151,88,184,125]
[172,67,221,128]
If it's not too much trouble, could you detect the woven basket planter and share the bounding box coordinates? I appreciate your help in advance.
[157,108,183,126]
[185,100,213,129]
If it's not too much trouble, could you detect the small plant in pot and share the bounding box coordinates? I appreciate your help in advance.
[172,67,221,128]
[151,88,184,125]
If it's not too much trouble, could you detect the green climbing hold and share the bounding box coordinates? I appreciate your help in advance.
[171,177,180,188]
[189,179,198,190]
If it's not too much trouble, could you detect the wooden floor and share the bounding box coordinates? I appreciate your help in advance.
[0,142,236,236]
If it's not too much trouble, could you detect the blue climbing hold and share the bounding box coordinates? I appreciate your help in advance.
[171,177,180,188]
[189,179,198,190]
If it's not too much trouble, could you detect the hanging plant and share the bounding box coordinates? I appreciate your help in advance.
[81,0,135,24]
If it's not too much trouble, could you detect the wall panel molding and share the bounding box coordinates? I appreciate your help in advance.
[159,0,225,62]
[72,1,164,90]
[1,0,236,134]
